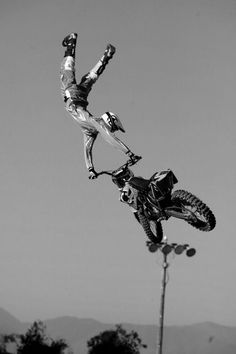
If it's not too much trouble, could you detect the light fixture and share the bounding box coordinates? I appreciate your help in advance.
[161,244,172,255]
[186,248,196,257]
[174,245,185,255]
[148,243,159,253]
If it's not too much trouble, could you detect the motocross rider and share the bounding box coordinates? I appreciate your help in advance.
[60,33,141,179]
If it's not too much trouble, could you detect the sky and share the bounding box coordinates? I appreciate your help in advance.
[0,0,236,326]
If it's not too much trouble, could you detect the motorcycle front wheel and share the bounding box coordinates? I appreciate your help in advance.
[171,189,216,231]
[136,211,163,243]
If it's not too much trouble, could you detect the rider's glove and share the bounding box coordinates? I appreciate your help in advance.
[88,167,98,180]
[126,151,142,164]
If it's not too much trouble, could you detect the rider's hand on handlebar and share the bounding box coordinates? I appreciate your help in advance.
[128,153,142,165]
[88,167,98,180]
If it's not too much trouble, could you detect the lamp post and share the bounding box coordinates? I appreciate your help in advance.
[147,238,196,354]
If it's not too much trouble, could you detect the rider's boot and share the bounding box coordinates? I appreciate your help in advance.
[62,33,78,58]
[90,44,116,78]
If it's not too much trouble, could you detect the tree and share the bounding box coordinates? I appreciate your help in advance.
[0,334,18,354]
[87,324,147,354]
[0,335,8,354]
[16,321,71,354]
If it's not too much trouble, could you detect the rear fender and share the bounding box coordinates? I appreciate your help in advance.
[150,170,177,198]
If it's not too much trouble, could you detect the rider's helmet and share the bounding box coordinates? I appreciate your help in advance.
[100,112,125,133]
[112,166,134,188]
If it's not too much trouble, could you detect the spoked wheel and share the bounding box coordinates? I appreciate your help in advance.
[171,189,216,231]
[136,211,163,243]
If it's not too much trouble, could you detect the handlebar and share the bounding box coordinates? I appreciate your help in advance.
[96,158,140,178]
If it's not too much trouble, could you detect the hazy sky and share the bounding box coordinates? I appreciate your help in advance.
[0,0,236,326]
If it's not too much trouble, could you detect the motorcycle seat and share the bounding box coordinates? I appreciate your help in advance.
[129,177,150,191]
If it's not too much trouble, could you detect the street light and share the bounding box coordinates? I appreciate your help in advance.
[186,247,196,257]
[146,237,196,354]
[174,244,185,255]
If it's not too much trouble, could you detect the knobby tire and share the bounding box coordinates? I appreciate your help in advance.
[171,189,216,231]
[137,211,163,244]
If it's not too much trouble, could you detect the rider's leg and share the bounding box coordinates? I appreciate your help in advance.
[60,33,89,108]
[77,44,116,97]
[60,33,78,102]
[60,56,77,97]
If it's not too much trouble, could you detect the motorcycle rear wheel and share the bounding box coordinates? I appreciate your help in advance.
[137,211,163,243]
[171,189,216,231]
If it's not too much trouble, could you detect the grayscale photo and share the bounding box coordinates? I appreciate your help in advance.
[0,0,234,353]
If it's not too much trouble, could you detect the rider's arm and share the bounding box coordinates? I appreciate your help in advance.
[83,131,98,178]
[102,131,141,163]
[98,128,130,153]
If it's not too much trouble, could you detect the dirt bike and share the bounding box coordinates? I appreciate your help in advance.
[97,160,216,244]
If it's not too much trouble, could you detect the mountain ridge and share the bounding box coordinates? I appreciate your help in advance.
[0,308,236,354]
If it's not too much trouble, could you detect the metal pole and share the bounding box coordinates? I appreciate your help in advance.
[147,240,196,354]
[156,253,169,354]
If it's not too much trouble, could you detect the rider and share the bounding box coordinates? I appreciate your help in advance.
[60,33,141,179]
